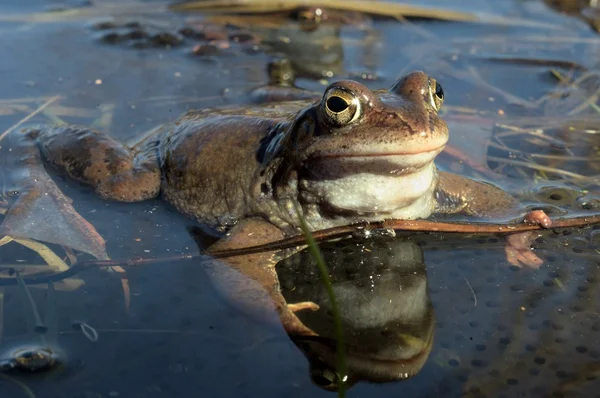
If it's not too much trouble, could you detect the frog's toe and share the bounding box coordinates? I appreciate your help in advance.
[0,185,108,260]
[504,232,543,269]
[523,210,552,228]
[288,301,320,313]
[505,245,543,269]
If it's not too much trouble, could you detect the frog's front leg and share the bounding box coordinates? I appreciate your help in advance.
[435,171,548,268]
[203,218,317,336]
[434,171,520,218]
[34,125,161,201]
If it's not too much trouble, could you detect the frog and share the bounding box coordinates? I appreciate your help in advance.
[0,71,548,265]
[0,70,549,385]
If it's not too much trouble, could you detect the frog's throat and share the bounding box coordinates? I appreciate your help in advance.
[298,162,439,221]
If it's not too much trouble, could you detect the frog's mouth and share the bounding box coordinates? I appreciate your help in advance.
[307,145,446,176]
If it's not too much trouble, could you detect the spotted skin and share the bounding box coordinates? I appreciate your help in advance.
[2,71,542,265]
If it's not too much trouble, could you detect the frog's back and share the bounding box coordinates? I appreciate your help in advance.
[157,101,310,231]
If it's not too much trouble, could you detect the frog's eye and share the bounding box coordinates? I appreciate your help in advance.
[428,78,444,111]
[323,87,361,126]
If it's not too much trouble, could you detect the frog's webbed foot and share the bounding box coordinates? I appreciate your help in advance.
[0,179,108,260]
[504,210,552,269]
[203,218,315,337]
[504,233,543,269]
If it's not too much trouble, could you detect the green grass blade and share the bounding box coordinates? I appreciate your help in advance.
[296,210,347,396]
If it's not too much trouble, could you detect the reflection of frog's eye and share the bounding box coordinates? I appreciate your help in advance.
[428,78,444,111]
[323,88,361,126]
[310,366,339,390]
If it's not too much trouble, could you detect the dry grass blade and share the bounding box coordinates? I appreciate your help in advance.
[91,104,115,131]
[63,247,78,266]
[0,374,37,398]
[45,105,97,118]
[170,0,479,22]
[45,282,58,344]
[0,104,32,116]
[0,95,62,143]
[109,265,131,312]
[10,237,70,272]
[0,236,84,290]
[15,270,45,337]
[171,0,569,28]
[0,289,3,343]
[0,2,166,23]
[0,96,58,105]
[0,265,63,272]
[486,156,593,181]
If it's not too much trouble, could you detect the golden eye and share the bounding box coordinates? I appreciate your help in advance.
[323,87,361,126]
[428,77,444,111]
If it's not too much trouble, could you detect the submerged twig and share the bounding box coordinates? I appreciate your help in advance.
[206,214,600,258]
[14,271,46,337]
[0,214,599,287]
[487,156,593,180]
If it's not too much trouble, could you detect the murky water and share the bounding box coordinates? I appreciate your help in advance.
[0,0,599,397]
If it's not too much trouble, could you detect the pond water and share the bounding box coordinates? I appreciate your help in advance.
[0,0,599,397]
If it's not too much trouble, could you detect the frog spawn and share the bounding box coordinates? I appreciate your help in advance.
[275,204,599,395]
[90,20,260,56]
[418,226,600,397]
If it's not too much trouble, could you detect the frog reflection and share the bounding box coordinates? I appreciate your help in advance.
[92,10,354,80]
[249,57,321,104]
[203,234,434,390]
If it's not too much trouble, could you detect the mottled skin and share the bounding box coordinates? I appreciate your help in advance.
[0,71,546,267]
[25,72,518,234]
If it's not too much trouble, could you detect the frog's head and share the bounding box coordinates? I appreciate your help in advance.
[261,71,449,221]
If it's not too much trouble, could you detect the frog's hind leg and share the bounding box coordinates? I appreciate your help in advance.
[0,129,109,259]
[1,124,161,260]
[34,125,161,202]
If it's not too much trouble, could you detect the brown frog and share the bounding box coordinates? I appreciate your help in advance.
[0,71,549,386]
[0,71,546,266]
